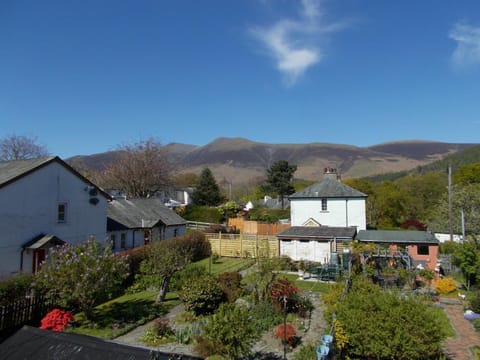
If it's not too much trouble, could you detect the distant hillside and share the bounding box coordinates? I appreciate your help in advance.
[66,138,478,185]
[366,144,480,182]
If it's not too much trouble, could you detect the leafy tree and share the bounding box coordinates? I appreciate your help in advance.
[102,138,175,198]
[375,181,408,228]
[35,239,129,319]
[200,303,260,359]
[192,167,223,206]
[454,163,480,185]
[453,238,480,290]
[396,172,446,223]
[262,160,297,209]
[143,231,210,303]
[428,183,480,235]
[0,134,50,160]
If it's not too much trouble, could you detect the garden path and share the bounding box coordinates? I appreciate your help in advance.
[113,292,328,359]
[441,297,480,360]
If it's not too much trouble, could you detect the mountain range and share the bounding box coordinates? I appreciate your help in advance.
[67,137,479,184]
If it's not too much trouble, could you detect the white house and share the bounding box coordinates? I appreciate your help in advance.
[277,167,367,263]
[0,157,111,277]
[107,197,187,252]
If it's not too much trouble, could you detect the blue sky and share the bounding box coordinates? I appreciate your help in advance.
[1,0,480,158]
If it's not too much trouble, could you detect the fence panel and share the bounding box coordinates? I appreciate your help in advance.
[0,296,54,341]
[206,234,279,258]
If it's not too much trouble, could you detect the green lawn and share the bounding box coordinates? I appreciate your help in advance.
[68,291,180,339]
[193,256,256,275]
[279,273,333,293]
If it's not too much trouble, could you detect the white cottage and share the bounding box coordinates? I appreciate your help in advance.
[107,197,187,252]
[0,157,111,277]
[277,167,367,263]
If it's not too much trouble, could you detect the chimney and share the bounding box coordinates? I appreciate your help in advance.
[323,166,340,181]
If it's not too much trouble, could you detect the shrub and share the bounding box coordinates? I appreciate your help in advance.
[121,245,150,287]
[39,308,74,331]
[179,275,225,315]
[140,317,174,346]
[435,277,458,295]
[293,343,317,360]
[0,273,34,306]
[269,277,300,313]
[250,299,283,331]
[275,323,297,347]
[34,239,129,319]
[218,271,243,303]
[469,292,480,314]
[181,231,212,261]
[170,264,208,292]
[182,205,223,223]
[199,303,260,359]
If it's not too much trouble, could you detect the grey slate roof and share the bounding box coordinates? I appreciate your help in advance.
[108,197,187,229]
[0,157,56,187]
[289,177,367,199]
[0,156,111,199]
[357,230,439,244]
[277,226,357,239]
[0,326,203,360]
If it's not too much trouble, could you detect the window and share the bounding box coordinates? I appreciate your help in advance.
[120,233,126,249]
[418,245,429,255]
[57,203,67,223]
[321,198,327,211]
[110,234,116,249]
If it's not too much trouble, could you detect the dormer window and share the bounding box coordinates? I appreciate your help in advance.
[321,198,327,211]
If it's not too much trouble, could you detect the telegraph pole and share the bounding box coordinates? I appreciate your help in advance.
[448,165,453,242]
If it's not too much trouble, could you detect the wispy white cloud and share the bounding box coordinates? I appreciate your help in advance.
[250,0,345,85]
[449,22,480,68]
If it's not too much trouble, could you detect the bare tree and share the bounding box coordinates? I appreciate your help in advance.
[0,134,50,161]
[102,138,175,198]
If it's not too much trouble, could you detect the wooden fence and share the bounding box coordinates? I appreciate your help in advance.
[228,218,290,235]
[205,233,279,258]
[0,296,55,341]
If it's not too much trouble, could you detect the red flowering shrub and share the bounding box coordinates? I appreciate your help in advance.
[275,323,297,346]
[40,308,74,331]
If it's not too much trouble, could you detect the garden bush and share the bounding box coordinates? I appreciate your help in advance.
[0,273,34,305]
[39,308,74,331]
[469,292,480,314]
[435,277,458,295]
[140,317,174,346]
[293,343,317,360]
[217,271,243,303]
[170,264,208,292]
[181,231,212,261]
[275,323,297,347]
[250,299,284,332]
[179,275,225,315]
[198,303,260,359]
[34,239,129,319]
[182,205,223,223]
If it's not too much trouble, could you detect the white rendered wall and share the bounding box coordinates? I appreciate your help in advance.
[0,161,108,276]
[290,198,366,230]
[280,240,331,263]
